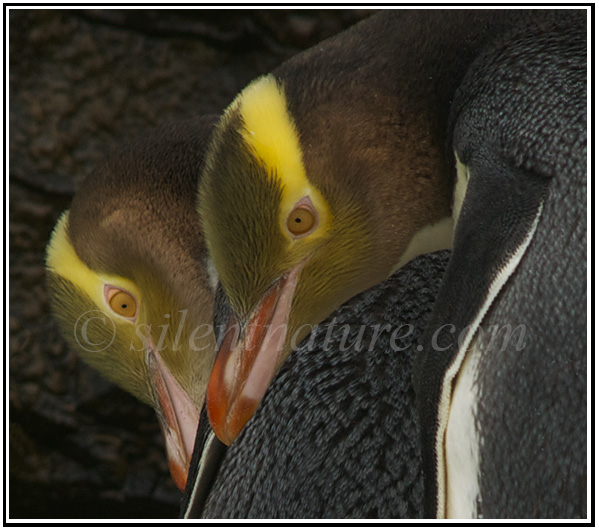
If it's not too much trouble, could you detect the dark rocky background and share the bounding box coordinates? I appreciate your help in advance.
[8,8,373,519]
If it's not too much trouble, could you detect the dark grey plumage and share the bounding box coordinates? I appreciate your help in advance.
[197,251,449,518]
[459,22,586,517]
[475,162,586,519]
[415,11,586,518]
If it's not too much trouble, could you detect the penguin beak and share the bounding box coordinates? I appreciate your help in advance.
[206,264,303,445]
[146,344,200,491]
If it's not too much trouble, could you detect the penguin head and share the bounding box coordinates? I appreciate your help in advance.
[199,75,451,445]
[46,119,218,490]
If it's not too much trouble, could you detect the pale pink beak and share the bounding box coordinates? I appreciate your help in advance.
[147,345,200,490]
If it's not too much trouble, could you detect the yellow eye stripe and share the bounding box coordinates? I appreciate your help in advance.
[233,74,331,242]
[46,211,142,319]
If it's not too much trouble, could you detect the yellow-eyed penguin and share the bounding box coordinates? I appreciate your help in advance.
[194,9,586,518]
[46,117,219,490]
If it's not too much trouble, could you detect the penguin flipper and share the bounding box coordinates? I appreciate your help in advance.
[414,152,549,518]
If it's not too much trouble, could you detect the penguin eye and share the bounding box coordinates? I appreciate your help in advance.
[106,287,138,319]
[287,206,317,237]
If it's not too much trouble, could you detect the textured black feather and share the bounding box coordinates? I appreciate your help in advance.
[458,19,586,518]
[198,251,449,518]
[414,11,586,518]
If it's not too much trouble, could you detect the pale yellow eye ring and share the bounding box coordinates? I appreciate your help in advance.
[105,286,138,320]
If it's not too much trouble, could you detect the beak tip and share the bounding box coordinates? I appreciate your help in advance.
[207,375,258,446]
[168,459,189,492]
[206,391,236,446]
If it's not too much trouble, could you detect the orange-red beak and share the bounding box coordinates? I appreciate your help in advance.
[206,265,303,445]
